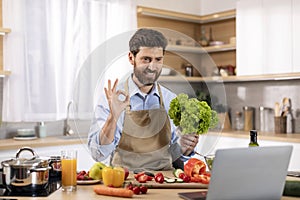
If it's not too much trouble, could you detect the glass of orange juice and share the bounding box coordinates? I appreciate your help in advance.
[61,149,77,192]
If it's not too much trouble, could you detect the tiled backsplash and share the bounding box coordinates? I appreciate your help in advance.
[1,78,300,139]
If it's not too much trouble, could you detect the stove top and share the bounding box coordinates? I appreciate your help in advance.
[0,179,61,197]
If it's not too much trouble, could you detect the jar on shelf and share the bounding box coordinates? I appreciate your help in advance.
[235,111,244,130]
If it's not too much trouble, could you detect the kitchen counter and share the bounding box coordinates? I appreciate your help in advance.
[1,130,300,151]
[0,136,85,151]
[2,170,300,199]
[210,130,300,143]
[7,183,300,200]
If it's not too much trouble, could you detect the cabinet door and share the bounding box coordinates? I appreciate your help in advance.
[237,0,293,75]
[293,0,300,71]
[263,0,292,74]
[236,0,264,75]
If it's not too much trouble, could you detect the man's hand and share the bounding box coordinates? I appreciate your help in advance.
[179,133,199,156]
[104,79,129,121]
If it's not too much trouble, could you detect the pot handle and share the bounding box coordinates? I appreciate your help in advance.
[16,147,38,160]
[30,166,52,172]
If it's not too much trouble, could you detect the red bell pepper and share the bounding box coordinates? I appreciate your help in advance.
[184,158,210,184]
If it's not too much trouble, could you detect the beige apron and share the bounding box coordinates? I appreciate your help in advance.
[111,79,173,171]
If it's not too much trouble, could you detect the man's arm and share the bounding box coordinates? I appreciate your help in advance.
[88,79,129,161]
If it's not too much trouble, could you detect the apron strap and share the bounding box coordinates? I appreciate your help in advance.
[125,77,165,111]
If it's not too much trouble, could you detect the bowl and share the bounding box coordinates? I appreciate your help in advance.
[204,154,215,171]
[17,128,35,137]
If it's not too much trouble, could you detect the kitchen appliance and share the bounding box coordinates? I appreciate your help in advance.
[0,176,61,197]
[0,147,61,197]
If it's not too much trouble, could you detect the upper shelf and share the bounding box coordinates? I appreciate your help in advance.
[159,72,300,83]
[0,70,11,77]
[167,43,236,54]
[0,27,11,35]
[137,6,236,24]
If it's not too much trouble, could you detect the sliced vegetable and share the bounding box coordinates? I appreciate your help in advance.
[184,158,210,184]
[184,158,206,177]
[94,185,134,198]
[164,177,176,183]
[154,172,164,184]
[192,174,210,184]
[173,168,184,178]
[175,178,184,183]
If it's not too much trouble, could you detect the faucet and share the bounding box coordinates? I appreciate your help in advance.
[63,101,74,136]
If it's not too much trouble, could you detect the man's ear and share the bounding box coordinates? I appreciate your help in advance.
[128,52,134,65]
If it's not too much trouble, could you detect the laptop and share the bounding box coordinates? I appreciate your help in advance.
[178,145,293,200]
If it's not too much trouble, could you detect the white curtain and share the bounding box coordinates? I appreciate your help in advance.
[2,0,137,122]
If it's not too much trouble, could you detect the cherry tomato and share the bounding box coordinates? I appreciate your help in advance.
[179,172,185,179]
[139,185,148,194]
[182,175,191,183]
[126,184,134,191]
[132,186,140,195]
[154,173,164,184]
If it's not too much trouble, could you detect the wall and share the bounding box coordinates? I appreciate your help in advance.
[161,79,300,133]
[136,0,237,16]
[200,0,237,15]
[136,0,201,15]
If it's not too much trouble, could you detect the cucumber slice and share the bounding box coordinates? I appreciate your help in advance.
[173,168,184,178]
[175,178,184,183]
[165,178,176,183]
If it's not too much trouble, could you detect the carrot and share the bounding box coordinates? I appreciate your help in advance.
[94,185,134,198]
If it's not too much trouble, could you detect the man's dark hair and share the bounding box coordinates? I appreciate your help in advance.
[129,28,168,56]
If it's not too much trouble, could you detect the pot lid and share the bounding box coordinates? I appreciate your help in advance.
[1,147,49,167]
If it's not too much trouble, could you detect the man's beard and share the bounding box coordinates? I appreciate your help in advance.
[133,64,161,86]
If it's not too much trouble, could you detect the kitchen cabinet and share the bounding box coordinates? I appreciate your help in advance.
[293,0,300,72]
[237,0,300,75]
[0,0,11,77]
[137,6,236,77]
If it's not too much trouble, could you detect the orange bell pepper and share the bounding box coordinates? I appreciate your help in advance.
[102,166,125,187]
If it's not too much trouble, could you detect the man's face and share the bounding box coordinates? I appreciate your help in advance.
[129,47,164,86]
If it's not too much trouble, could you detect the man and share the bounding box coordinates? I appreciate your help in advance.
[88,28,198,171]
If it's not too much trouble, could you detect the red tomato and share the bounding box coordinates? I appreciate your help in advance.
[182,175,191,183]
[132,186,140,195]
[146,175,153,181]
[139,185,148,194]
[154,173,164,184]
[179,172,185,179]
[126,184,134,190]
[134,172,145,181]
[138,174,149,183]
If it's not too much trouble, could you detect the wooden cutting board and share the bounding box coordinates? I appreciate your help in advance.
[125,171,209,189]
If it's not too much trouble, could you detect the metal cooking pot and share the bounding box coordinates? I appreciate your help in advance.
[1,147,51,192]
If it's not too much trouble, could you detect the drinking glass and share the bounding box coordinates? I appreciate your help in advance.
[61,149,77,192]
